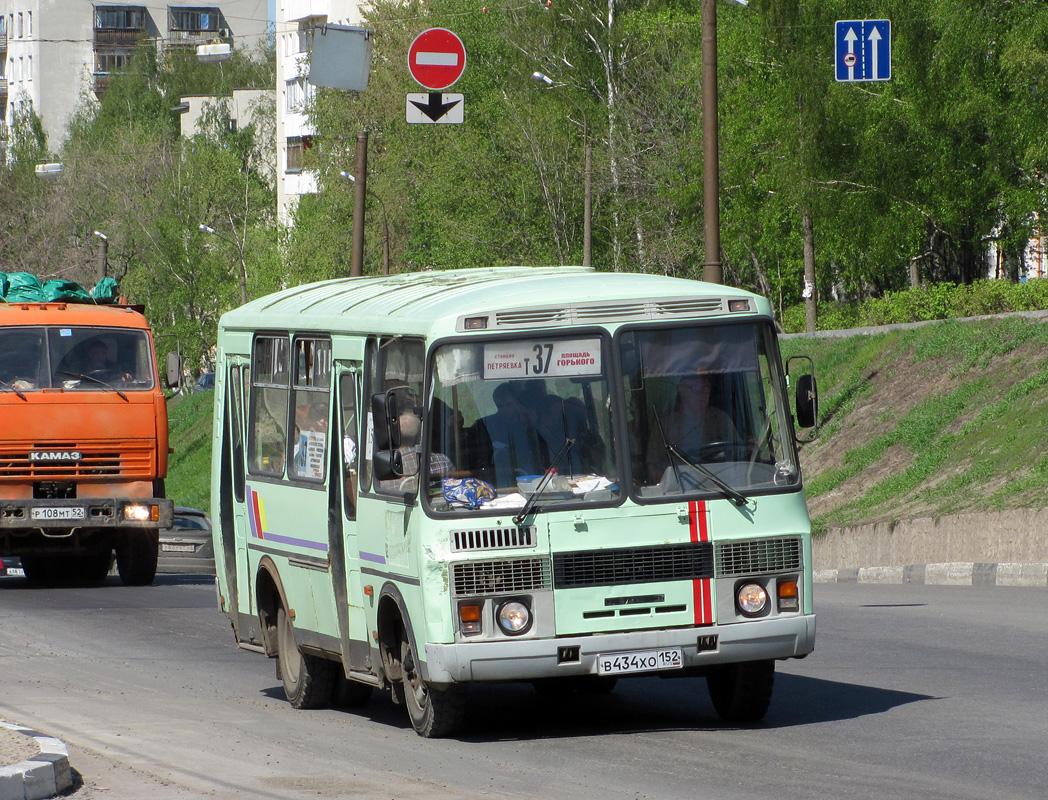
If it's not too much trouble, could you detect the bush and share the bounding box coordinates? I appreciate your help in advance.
[780,278,1048,333]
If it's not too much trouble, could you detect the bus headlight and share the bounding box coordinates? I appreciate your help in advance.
[736,582,768,616]
[496,599,532,635]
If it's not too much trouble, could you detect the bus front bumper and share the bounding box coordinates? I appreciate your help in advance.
[423,613,816,684]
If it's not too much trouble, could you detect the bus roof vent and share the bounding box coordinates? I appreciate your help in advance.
[654,298,725,316]
[573,302,648,321]
[451,525,536,552]
[494,308,571,327]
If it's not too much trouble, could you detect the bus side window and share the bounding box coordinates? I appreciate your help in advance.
[249,336,290,477]
[339,370,360,519]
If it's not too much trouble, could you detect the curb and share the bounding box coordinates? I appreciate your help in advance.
[814,561,1048,587]
[0,722,72,800]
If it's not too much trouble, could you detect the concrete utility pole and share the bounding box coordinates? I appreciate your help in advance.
[349,132,368,278]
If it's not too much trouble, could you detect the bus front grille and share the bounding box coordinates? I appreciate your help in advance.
[451,525,536,552]
[715,537,802,577]
[451,557,552,597]
[553,542,714,589]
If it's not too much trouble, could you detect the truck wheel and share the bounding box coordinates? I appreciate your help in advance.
[277,607,336,709]
[116,531,159,586]
[706,659,775,723]
[77,549,113,582]
[21,557,56,585]
[401,639,465,738]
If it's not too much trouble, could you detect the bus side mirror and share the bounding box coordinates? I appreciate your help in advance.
[786,355,818,430]
[165,351,181,389]
[371,391,402,451]
[795,373,817,429]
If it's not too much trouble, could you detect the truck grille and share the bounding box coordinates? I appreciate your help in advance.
[715,537,802,577]
[553,542,714,589]
[0,441,155,480]
[450,557,552,597]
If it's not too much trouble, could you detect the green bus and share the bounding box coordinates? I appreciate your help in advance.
[210,267,817,737]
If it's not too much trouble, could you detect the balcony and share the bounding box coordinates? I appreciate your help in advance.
[167,29,225,48]
[94,29,143,47]
[0,33,7,52]
[93,73,110,95]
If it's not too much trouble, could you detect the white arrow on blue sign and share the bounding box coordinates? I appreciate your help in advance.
[835,19,891,82]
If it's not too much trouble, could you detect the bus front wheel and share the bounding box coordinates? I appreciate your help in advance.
[277,607,336,709]
[706,659,774,723]
[400,639,465,738]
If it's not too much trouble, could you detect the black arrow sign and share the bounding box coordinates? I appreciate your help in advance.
[410,92,462,122]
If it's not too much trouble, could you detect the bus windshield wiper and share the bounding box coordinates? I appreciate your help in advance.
[513,437,575,526]
[652,406,748,507]
[58,370,128,401]
[0,379,27,400]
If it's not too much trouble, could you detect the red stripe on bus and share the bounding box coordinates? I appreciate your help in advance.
[251,490,264,540]
[690,501,713,626]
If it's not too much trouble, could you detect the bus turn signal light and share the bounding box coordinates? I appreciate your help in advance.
[778,579,799,612]
[459,603,482,635]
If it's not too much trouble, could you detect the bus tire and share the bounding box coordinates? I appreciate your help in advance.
[401,639,465,738]
[116,531,159,586]
[277,607,336,710]
[706,659,774,723]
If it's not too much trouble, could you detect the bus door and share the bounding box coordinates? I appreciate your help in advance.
[219,359,252,637]
[332,362,371,671]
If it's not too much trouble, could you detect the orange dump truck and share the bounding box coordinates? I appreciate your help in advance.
[0,300,173,584]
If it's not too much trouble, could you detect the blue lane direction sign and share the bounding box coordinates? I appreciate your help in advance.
[835,19,891,82]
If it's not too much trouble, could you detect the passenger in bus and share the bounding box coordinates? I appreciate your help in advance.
[534,393,605,477]
[647,372,740,480]
[469,382,544,488]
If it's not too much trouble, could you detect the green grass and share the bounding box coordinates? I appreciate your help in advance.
[166,391,215,514]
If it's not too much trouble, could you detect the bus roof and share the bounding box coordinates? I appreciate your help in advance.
[0,302,151,329]
[219,267,770,338]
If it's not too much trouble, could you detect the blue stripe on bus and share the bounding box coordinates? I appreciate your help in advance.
[360,551,387,564]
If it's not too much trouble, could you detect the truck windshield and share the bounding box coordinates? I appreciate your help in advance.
[426,335,622,513]
[619,321,799,501]
[0,326,154,391]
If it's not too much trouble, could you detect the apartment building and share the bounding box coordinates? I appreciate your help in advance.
[0,0,267,152]
[275,0,362,222]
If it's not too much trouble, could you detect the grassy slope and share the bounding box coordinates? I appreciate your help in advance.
[166,316,1048,529]
[166,391,215,514]
[781,316,1048,532]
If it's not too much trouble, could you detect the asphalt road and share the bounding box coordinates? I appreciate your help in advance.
[1,575,1046,799]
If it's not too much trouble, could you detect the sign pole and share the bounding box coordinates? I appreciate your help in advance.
[701,0,722,284]
[350,131,368,278]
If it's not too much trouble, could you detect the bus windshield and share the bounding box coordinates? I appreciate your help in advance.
[620,321,799,501]
[426,335,622,513]
[0,326,155,392]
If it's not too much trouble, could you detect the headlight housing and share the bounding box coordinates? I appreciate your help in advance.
[496,599,532,635]
[736,582,768,617]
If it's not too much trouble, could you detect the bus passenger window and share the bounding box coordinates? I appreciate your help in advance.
[249,336,290,476]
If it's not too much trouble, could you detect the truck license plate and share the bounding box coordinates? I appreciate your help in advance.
[596,647,683,676]
[31,507,86,521]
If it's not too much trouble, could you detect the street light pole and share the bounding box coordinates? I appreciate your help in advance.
[701,0,722,285]
[532,71,592,268]
[93,231,108,281]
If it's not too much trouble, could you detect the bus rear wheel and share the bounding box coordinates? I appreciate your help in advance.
[706,659,775,723]
[401,639,465,738]
[276,607,336,709]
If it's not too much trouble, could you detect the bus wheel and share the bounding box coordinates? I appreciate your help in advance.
[400,639,465,738]
[706,659,775,723]
[116,531,159,586]
[276,607,335,709]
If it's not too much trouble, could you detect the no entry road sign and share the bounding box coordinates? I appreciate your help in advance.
[408,28,466,91]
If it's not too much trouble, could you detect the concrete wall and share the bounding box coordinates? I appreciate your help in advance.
[813,509,1048,570]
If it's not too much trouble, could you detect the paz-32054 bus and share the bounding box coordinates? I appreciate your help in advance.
[210,267,817,737]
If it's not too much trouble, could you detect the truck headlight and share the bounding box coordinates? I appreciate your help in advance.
[123,504,159,522]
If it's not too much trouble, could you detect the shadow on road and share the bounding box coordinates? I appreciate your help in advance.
[260,669,933,742]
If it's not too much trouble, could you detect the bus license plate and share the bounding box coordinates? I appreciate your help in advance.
[596,648,683,676]
[31,507,86,521]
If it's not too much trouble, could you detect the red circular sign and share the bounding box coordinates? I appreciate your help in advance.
[408,28,466,90]
[843,52,857,68]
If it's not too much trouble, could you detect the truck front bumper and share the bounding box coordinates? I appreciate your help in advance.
[0,497,174,530]
[423,613,815,684]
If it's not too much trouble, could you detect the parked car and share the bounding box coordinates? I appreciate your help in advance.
[0,556,24,577]
[157,507,214,574]
[195,371,215,392]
